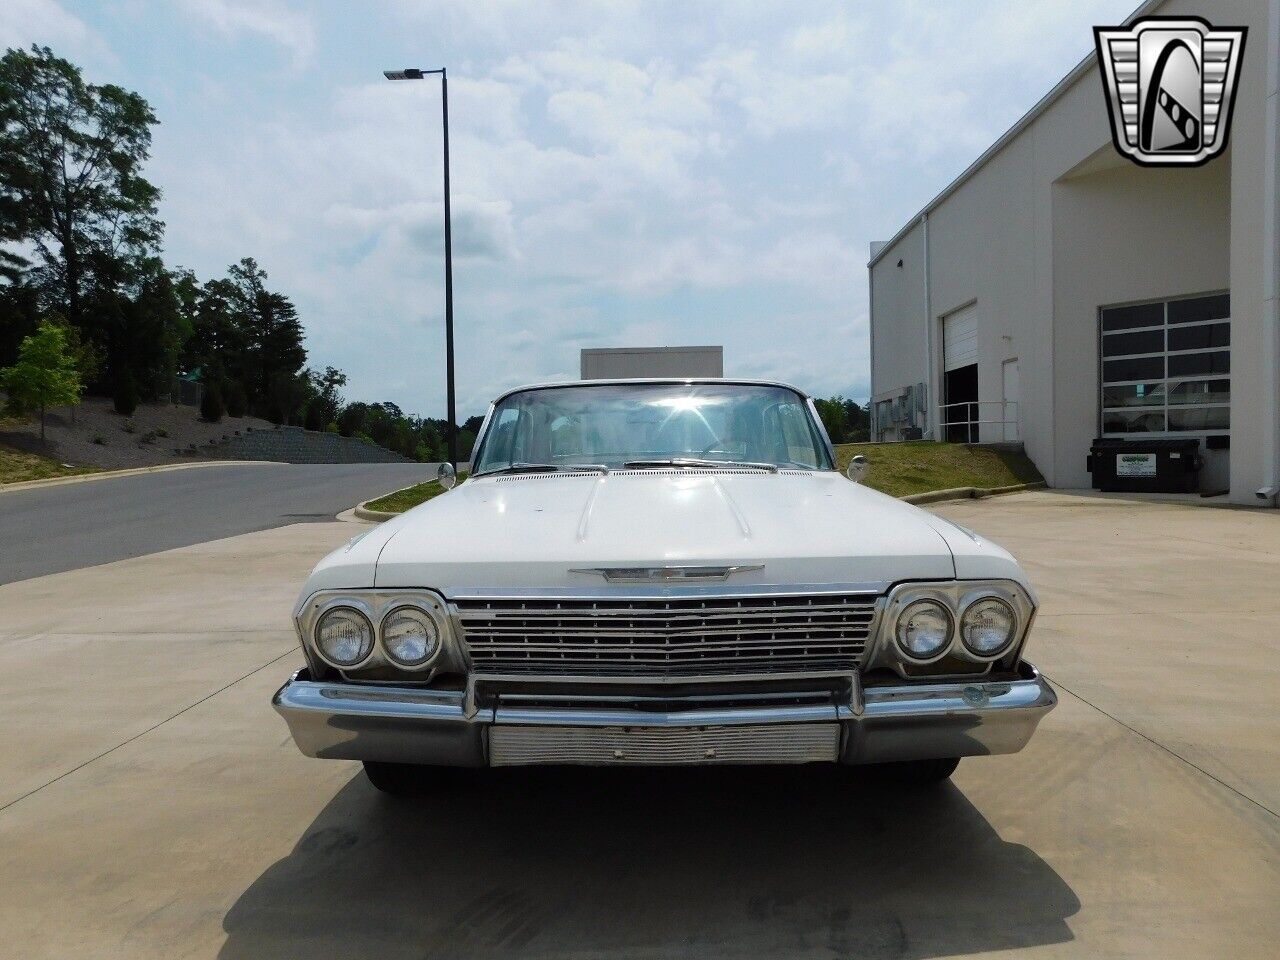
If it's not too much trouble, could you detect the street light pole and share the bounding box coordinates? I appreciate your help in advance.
[383,67,457,468]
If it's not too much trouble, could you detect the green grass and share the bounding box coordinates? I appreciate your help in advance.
[365,473,468,513]
[834,441,1043,499]
[0,443,97,485]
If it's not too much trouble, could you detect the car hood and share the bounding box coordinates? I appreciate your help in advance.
[302,471,1026,596]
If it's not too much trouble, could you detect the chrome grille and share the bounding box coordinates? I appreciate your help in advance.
[456,593,880,677]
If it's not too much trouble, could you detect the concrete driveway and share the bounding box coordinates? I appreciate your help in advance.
[0,491,1277,959]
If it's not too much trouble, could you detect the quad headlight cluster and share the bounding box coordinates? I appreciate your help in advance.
[886,582,1031,668]
[304,592,449,673]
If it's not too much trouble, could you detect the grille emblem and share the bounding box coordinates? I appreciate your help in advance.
[568,565,764,582]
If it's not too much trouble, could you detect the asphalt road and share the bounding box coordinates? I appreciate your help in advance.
[0,462,431,584]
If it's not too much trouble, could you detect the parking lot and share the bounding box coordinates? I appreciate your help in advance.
[1,489,1277,959]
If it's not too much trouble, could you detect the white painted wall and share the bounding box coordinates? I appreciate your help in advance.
[868,0,1275,504]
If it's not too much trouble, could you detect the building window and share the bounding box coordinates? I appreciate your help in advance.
[1099,293,1230,437]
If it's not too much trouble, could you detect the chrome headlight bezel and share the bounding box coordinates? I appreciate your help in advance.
[312,603,376,669]
[295,589,458,680]
[893,598,955,664]
[958,595,1019,660]
[380,604,443,669]
[874,580,1036,676]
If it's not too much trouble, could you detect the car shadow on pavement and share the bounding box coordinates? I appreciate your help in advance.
[220,765,1078,960]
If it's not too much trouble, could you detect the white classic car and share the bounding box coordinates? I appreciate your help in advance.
[275,379,1055,793]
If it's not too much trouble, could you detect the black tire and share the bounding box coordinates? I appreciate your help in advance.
[362,761,430,796]
[865,756,960,786]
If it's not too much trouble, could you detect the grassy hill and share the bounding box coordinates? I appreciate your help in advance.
[834,442,1043,499]
[0,442,97,484]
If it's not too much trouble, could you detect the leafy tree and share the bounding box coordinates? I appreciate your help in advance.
[113,370,137,415]
[814,396,870,444]
[92,255,189,400]
[0,46,161,329]
[306,365,347,425]
[200,381,224,423]
[224,380,248,418]
[0,318,82,439]
[337,401,367,437]
[266,370,309,425]
[0,278,42,368]
[303,400,325,432]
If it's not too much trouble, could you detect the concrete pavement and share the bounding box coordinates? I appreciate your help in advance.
[0,491,1277,958]
[0,461,429,584]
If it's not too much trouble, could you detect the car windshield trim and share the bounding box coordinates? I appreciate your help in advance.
[622,458,779,472]
[475,462,610,478]
[471,382,835,474]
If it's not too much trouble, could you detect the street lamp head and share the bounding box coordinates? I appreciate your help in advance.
[384,68,433,80]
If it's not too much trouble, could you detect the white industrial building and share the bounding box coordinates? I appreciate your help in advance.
[868,0,1278,505]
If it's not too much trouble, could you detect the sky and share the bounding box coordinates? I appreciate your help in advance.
[2,0,1137,420]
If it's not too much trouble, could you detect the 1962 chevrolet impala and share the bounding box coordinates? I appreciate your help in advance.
[274,379,1055,794]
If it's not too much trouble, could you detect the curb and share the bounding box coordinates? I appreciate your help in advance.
[0,459,278,494]
[903,481,1047,505]
[353,502,401,523]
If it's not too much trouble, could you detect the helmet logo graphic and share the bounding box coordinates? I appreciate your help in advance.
[1094,16,1247,167]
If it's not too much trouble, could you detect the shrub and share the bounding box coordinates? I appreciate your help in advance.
[304,401,325,432]
[91,434,106,445]
[155,427,168,438]
[121,419,137,434]
[225,381,247,418]
[325,421,339,434]
[113,373,138,416]
[201,382,225,423]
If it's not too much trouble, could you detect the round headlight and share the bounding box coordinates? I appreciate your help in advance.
[315,606,374,666]
[960,597,1017,657]
[895,599,953,661]
[381,606,440,667]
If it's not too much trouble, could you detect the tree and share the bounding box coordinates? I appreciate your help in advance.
[220,258,306,411]
[200,380,224,423]
[306,365,347,425]
[814,396,870,444]
[113,370,137,415]
[337,401,367,437]
[0,46,161,329]
[0,318,82,439]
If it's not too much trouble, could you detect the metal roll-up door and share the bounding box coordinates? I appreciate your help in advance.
[943,303,978,371]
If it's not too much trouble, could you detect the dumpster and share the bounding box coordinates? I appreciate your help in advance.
[1088,438,1203,493]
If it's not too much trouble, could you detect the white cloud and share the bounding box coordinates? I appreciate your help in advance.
[178,0,314,65]
[145,0,1138,416]
[0,0,109,60]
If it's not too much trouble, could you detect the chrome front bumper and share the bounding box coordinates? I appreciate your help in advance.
[273,664,1056,767]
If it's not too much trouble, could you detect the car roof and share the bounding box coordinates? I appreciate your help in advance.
[490,378,812,405]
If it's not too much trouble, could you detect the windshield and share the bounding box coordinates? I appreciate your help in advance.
[472,382,833,474]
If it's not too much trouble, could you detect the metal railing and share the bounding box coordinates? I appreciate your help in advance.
[940,400,1020,443]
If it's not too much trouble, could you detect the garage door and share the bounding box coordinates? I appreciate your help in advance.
[943,303,978,372]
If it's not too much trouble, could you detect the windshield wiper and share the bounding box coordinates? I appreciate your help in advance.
[483,462,609,476]
[622,458,778,473]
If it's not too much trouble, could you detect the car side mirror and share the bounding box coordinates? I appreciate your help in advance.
[437,462,457,490]
[845,455,868,483]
